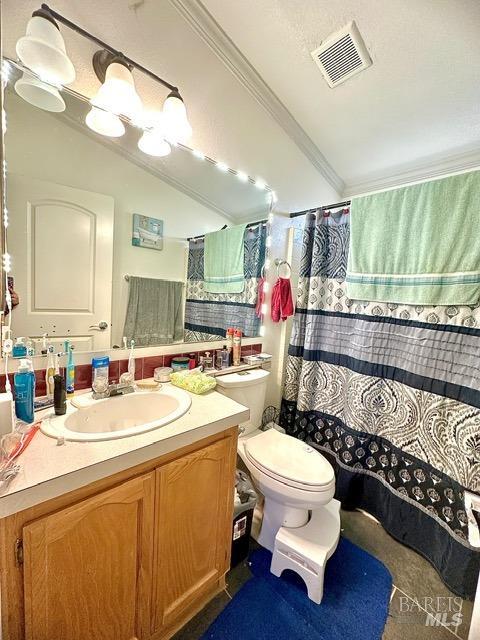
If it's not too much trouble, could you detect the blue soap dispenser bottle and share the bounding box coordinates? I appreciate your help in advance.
[14,359,35,424]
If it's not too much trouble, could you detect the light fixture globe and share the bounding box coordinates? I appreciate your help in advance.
[91,61,142,121]
[14,74,66,112]
[16,13,75,85]
[138,132,171,157]
[85,106,125,137]
[162,90,192,144]
[137,109,171,156]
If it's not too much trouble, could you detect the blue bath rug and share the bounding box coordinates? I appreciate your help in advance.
[202,537,392,640]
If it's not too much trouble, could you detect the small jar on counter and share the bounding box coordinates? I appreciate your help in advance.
[171,356,190,371]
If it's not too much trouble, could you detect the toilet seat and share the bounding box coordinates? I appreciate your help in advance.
[244,429,335,492]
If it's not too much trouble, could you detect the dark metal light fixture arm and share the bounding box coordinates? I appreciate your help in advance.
[39,3,179,93]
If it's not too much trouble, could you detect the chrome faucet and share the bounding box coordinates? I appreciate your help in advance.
[108,382,135,397]
[92,381,135,400]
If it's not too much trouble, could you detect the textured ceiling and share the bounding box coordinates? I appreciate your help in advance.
[3,0,480,210]
[203,0,480,192]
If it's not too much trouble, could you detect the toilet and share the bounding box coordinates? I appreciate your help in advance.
[215,368,339,553]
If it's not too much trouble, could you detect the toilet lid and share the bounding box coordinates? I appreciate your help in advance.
[215,368,269,389]
[244,429,335,488]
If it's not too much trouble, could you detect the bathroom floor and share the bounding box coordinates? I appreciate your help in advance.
[173,509,474,640]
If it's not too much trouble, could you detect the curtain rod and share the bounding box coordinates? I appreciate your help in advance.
[187,219,267,242]
[289,200,351,219]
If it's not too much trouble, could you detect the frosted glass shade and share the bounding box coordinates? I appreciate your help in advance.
[91,62,142,121]
[138,132,171,157]
[15,74,65,112]
[162,92,192,144]
[16,15,75,85]
[85,107,125,137]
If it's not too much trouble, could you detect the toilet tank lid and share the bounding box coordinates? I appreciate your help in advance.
[215,368,270,388]
[245,429,335,488]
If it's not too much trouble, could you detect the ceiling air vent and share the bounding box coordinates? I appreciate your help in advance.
[311,21,371,88]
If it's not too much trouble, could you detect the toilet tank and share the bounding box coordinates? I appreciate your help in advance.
[215,369,270,435]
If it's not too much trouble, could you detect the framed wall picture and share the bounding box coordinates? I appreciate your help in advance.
[132,214,163,250]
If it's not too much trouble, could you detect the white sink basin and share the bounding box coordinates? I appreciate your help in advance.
[41,386,192,442]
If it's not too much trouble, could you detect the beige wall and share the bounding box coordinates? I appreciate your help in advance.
[6,95,230,345]
[262,212,305,411]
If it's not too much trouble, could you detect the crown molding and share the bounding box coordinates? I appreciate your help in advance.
[168,0,344,194]
[343,147,480,198]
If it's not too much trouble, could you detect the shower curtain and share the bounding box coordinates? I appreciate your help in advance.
[280,210,480,598]
[184,223,266,342]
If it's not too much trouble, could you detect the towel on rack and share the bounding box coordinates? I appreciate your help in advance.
[204,224,247,293]
[255,277,265,318]
[271,277,294,322]
[346,170,480,305]
[123,276,184,345]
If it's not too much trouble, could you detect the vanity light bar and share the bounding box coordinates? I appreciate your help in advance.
[38,4,179,93]
[4,56,277,203]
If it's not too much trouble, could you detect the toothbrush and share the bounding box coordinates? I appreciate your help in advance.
[128,340,135,379]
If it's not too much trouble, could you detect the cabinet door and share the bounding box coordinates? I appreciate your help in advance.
[22,473,154,640]
[152,436,235,635]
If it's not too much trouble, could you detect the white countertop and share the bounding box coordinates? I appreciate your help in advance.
[0,388,249,518]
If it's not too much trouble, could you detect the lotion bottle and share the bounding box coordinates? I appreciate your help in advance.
[233,329,242,366]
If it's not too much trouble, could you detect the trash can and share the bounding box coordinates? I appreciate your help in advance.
[231,470,257,568]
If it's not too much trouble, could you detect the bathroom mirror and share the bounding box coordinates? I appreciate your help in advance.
[2,60,271,354]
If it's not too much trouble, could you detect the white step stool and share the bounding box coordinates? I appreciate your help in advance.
[270,499,341,604]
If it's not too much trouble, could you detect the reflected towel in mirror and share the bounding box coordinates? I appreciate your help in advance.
[204,223,247,293]
[123,276,184,346]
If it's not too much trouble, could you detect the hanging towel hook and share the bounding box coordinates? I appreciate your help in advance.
[274,258,291,278]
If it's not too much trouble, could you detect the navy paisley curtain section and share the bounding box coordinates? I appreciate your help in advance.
[280,211,480,598]
[184,223,267,342]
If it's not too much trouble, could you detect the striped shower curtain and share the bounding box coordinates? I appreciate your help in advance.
[280,210,480,598]
[184,223,266,342]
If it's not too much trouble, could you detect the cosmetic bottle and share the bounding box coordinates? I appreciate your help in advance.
[14,359,35,424]
[26,339,35,357]
[12,337,27,358]
[233,329,242,366]
[221,345,230,369]
[226,328,234,365]
[92,356,110,397]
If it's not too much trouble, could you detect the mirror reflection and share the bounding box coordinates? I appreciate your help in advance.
[4,61,270,354]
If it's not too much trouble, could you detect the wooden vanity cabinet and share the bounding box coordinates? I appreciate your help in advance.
[23,474,155,640]
[0,427,237,640]
[152,438,235,637]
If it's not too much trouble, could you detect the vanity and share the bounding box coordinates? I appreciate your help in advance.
[0,387,248,640]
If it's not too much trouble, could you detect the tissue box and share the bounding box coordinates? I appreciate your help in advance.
[0,392,15,439]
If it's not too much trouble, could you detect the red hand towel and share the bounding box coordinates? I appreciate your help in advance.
[271,277,294,322]
[255,277,265,319]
